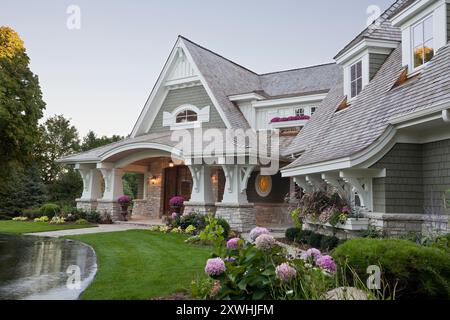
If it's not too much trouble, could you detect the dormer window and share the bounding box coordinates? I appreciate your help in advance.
[311,107,317,116]
[350,60,363,99]
[176,109,198,123]
[412,15,434,70]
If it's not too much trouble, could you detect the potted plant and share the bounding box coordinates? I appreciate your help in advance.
[118,195,132,221]
[169,196,185,214]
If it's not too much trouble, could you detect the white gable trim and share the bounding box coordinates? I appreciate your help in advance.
[130,38,231,138]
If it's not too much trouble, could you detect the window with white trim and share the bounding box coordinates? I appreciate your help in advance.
[350,60,363,99]
[176,109,198,123]
[412,15,434,70]
[310,107,317,116]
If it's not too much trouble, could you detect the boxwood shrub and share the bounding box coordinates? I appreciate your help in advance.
[333,238,450,300]
[23,208,44,219]
[285,228,340,252]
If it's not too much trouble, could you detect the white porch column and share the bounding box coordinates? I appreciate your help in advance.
[221,165,254,204]
[97,163,124,201]
[75,163,103,212]
[183,165,216,215]
[216,165,256,232]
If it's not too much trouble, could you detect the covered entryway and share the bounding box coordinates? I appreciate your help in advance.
[163,166,192,215]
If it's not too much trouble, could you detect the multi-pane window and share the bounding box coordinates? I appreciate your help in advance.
[413,16,434,69]
[176,110,198,123]
[295,108,305,117]
[350,61,362,98]
[311,107,317,116]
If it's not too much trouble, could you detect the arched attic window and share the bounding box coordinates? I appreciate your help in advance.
[176,109,198,123]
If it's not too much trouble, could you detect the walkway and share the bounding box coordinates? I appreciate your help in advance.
[26,218,164,238]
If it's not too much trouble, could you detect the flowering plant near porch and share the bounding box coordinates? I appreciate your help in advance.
[118,195,132,206]
[169,196,185,207]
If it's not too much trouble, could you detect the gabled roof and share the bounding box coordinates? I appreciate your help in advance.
[283,41,450,170]
[334,0,410,60]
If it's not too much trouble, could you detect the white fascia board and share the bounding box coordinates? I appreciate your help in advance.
[335,39,398,65]
[389,99,450,127]
[228,93,265,102]
[391,0,441,27]
[252,93,328,108]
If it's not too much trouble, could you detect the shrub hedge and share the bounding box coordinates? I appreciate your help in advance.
[22,208,44,219]
[285,228,340,252]
[333,238,450,300]
[39,204,61,218]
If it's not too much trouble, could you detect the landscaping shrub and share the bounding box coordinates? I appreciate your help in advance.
[86,211,102,223]
[320,235,340,252]
[75,219,89,225]
[177,213,206,230]
[308,232,323,249]
[39,204,61,219]
[23,208,44,219]
[285,228,341,252]
[216,218,230,239]
[49,216,66,225]
[34,216,49,223]
[285,227,302,242]
[0,215,12,220]
[333,238,450,300]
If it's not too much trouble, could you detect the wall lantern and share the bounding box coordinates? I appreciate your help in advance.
[150,176,158,185]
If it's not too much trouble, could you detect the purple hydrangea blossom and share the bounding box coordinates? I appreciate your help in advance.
[171,212,178,220]
[169,196,185,207]
[205,258,226,277]
[254,234,277,251]
[316,255,337,273]
[302,248,322,261]
[226,238,241,249]
[275,263,297,282]
[249,227,270,242]
[224,257,236,263]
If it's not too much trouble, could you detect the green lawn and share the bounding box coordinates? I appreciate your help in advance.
[0,220,97,234]
[67,230,211,300]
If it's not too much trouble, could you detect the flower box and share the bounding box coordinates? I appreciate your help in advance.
[305,218,369,231]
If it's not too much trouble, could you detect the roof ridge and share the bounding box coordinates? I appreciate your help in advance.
[259,62,337,76]
[178,35,259,76]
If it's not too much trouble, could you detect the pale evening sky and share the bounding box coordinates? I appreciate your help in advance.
[1,0,393,137]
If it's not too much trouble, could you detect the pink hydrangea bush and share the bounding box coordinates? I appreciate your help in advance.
[302,248,322,261]
[254,234,277,251]
[275,263,297,282]
[249,227,270,242]
[226,238,241,249]
[205,258,226,277]
[316,255,337,273]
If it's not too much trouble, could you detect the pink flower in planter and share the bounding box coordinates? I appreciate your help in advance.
[205,258,226,277]
[226,238,241,249]
[316,255,337,273]
[276,263,297,282]
[118,196,132,205]
[169,196,185,207]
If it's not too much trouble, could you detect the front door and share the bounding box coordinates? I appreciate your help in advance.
[163,166,192,215]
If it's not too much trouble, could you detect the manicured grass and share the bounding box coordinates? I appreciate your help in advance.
[0,220,97,234]
[67,230,211,300]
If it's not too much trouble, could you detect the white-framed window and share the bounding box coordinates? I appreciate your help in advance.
[175,109,198,123]
[255,174,272,198]
[350,60,363,99]
[310,107,317,116]
[295,108,305,117]
[412,15,434,70]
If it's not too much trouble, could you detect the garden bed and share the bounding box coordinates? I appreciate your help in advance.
[304,218,369,239]
[0,220,97,234]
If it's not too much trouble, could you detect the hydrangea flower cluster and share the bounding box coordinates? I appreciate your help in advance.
[275,263,297,282]
[171,212,178,220]
[205,258,226,277]
[316,255,337,273]
[254,234,277,251]
[169,196,185,207]
[249,227,270,242]
[302,248,322,261]
[226,238,241,249]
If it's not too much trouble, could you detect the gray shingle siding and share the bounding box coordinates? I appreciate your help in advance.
[369,54,389,80]
[148,86,226,133]
[371,144,424,214]
[246,172,290,204]
[371,140,450,215]
[423,139,450,217]
[447,3,450,42]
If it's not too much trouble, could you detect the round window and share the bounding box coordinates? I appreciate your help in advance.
[255,174,272,197]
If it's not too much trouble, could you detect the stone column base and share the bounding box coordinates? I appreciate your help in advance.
[183,202,216,216]
[97,201,121,221]
[76,199,98,212]
[132,200,157,218]
[215,203,255,233]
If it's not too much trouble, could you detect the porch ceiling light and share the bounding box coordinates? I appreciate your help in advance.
[169,160,174,168]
